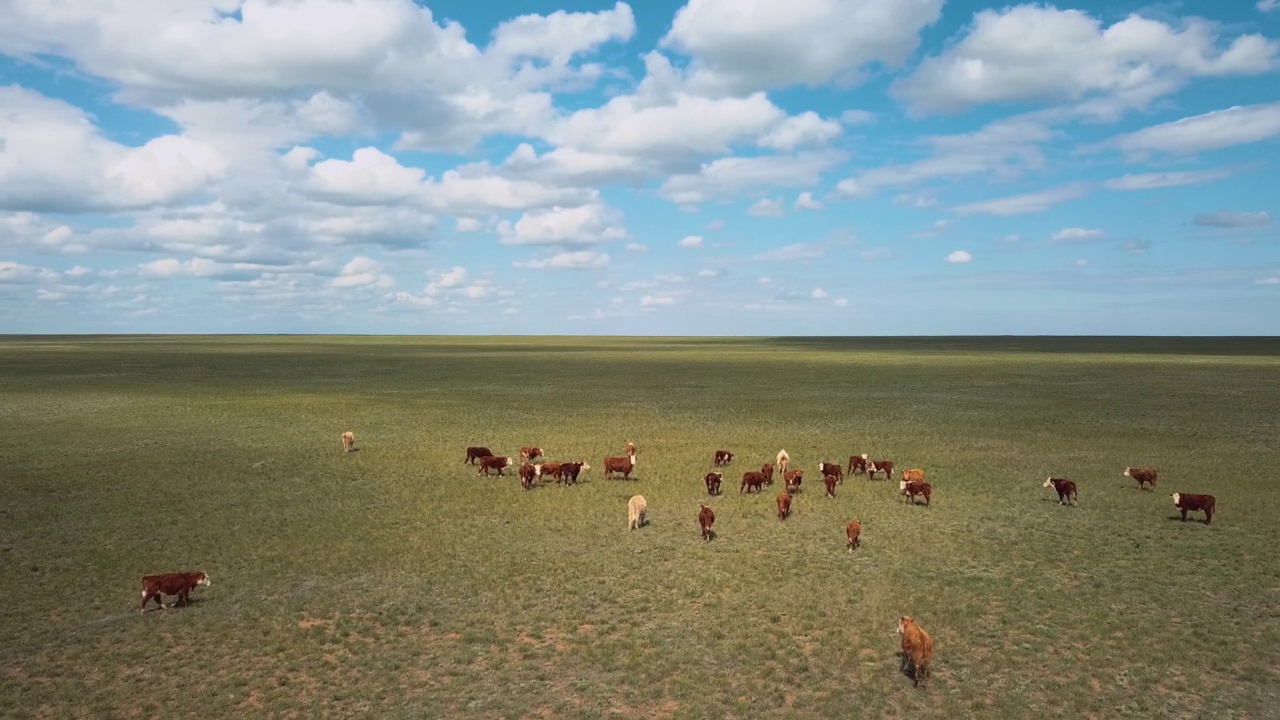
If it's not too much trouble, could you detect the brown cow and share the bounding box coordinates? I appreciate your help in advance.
[760,463,775,484]
[897,616,933,687]
[741,470,768,493]
[141,571,210,613]
[520,446,543,461]
[848,453,869,475]
[465,446,494,464]
[824,473,838,498]
[341,431,355,453]
[699,504,715,541]
[539,462,563,482]
[713,450,734,466]
[900,479,931,506]
[901,468,925,484]
[776,491,792,520]
[604,452,637,480]
[1172,492,1215,525]
[477,455,513,476]
[704,471,723,496]
[846,520,862,552]
[518,462,538,490]
[559,461,589,485]
[784,468,804,494]
[868,460,895,480]
[1043,477,1077,506]
[817,462,843,485]
[1125,467,1158,490]
[627,495,647,530]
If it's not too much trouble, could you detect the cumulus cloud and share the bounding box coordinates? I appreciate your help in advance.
[946,250,972,264]
[757,112,843,151]
[810,287,827,299]
[625,243,648,252]
[678,235,704,249]
[658,151,845,205]
[748,198,785,217]
[1108,102,1280,157]
[1192,211,1272,228]
[833,298,848,307]
[497,203,628,246]
[1051,228,1106,243]
[331,256,395,289]
[640,294,678,307]
[1121,239,1151,254]
[515,250,611,270]
[698,268,724,278]
[954,183,1089,216]
[795,192,823,210]
[840,109,876,125]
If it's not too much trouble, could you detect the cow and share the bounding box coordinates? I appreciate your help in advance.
[626,441,636,455]
[477,455,513,476]
[848,453,869,475]
[704,471,723,496]
[741,470,768,494]
[465,446,494,464]
[1125,467,1158,490]
[760,463,775,484]
[846,520,862,552]
[518,462,539,490]
[776,449,790,477]
[141,571,209,613]
[776,491,792,520]
[897,616,933,687]
[539,462,563,483]
[713,450,734,466]
[1172,493,1215,525]
[520,446,543,462]
[698,504,715,541]
[1043,477,1077,506]
[901,468,925,484]
[628,495,647,530]
[604,452,637,480]
[900,479,931,506]
[784,468,804,494]
[559,461,589,485]
[824,473,838,498]
[868,460,895,481]
[341,431,355,453]
[817,462,843,485]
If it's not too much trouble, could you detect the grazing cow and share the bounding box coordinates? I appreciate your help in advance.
[698,504,715,541]
[539,462,563,482]
[846,520,862,552]
[604,452,637,480]
[824,473,838,498]
[868,460,895,481]
[627,495,647,530]
[559,462,589,485]
[1043,477,1077,506]
[817,462,843,485]
[714,450,734,466]
[626,441,636,455]
[465,446,494,465]
[704,472,723,496]
[477,455,513,476]
[518,463,539,490]
[776,491,792,520]
[776,450,790,477]
[741,470,768,494]
[900,480,932,506]
[1172,493,1215,525]
[901,468,925,484]
[897,616,933,687]
[848,454,869,475]
[141,571,209,613]
[784,469,804,494]
[760,463,775,485]
[341,431,355,453]
[520,446,543,462]
[1125,467,1158,490]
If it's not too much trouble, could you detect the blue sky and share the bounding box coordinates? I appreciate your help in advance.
[0,0,1277,335]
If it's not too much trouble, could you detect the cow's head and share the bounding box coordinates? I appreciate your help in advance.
[197,572,210,587]
[503,457,513,467]
[897,617,911,635]
[1043,477,1055,488]
[533,464,543,477]
[1172,493,1181,506]
[899,480,908,492]
[1124,467,1132,477]
[861,453,868,460]
[580,463,590,472]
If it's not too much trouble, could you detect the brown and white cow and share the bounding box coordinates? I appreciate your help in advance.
[627,495,647,530]
[817,462,843,485]
[824,473,838,498]
[539,462,563,482]
[465,446,494,464]
[477,455,513,476]
[1125,467,1158,490]
[518,462,539,490]
[1172,492,1215,525]
[626,441,636,456]
[868,460,895,480]
[784,468,804,494]
[741,470,768,494]
[900,479,931,506]
[559,461,589,485]
[520,446,543,462]
[699,504,716,541]
[704,471,723,496]
[846,520,862,552]
[341,431,355,453]
[776,491,792,521]
[1043,477,1077,506]
[848,453,869,475]
[901,468,925,484]
[141,571,210,613]
[776,449,790,477]
[604,452,637,480]
[897,616,933,687]
[713,450,734,466]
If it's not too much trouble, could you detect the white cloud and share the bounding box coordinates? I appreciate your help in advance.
[331,256,395,289]
[795,192,824,210]
[698,268,724,278]
[1256,277,1280,285]
[750,243,826,262]
[757,112,843,151]
[678,235,704,249]
[515,250,611,270]
[1259,0,1280,12]
[893,6,1278,117]
[1104,169,1234,191]
[946,250,972,264]
[625,243,649,252]
[306,147,426,204]
[496,203,628,246]
[912,219,953,238]
[1109,102,1280,157]
[706,219,726,231]
[1193,211,1272,228]
[659,151,845,205]
[1074,259,1090,266]
[1051,227,1106,243]
[0,260,58,284]
[894,192,937,208]
[433,267,469,289]
[748,198,785,217]
[455,217,484,233]
[840,109,876,125]
[996,234,1023,244]
[833,297,848,307]
[1121,239,1151,254]
[811,287,827,299]
[954,183,1089,216]
[640,294,678,307]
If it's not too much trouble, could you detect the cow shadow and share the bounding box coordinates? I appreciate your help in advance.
[897,651,922,686]
[1167,515,1210,525]
[703,530,717,542]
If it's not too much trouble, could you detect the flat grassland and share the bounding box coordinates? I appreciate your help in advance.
[1,336,1278,719]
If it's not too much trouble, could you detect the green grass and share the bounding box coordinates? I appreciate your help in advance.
[1,335,1278,719]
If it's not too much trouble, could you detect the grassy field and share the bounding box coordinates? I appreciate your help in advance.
[1,335,1278,719]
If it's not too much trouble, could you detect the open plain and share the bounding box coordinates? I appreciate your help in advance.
[1,335,1278,718]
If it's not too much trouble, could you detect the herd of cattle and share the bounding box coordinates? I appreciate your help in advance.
[136,430,1218,689]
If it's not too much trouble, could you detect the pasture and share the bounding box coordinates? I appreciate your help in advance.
[1,335,1278,718]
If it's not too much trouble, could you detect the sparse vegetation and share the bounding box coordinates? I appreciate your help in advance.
[1,335,1278,718]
